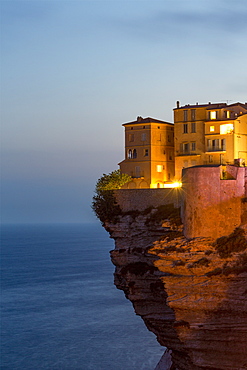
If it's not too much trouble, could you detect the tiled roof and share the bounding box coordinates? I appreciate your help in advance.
[123,116,173,126]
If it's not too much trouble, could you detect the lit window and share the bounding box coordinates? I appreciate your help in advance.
[224,111,231,119]
[128,149,132,159]
[209,111,217,119]
[210,126,215,132]
[144,149,149,157]
[220,123,234,135]
[156,165,163,172]
[183,124,188,133]
[191,142,196,151]
[141,133,146,141]
[191,122,196,133]
[184,110,188,121]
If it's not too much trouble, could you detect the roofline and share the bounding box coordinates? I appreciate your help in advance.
[123,117,173,126]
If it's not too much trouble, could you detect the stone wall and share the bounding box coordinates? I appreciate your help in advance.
[182,165,246,239]
[114,188,182,212]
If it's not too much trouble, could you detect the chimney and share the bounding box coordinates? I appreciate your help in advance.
[137,116,143,122]
[176,101,180,108]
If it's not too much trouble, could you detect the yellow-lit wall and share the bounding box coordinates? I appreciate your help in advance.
[119,121,174,188]
[174,106,207,180]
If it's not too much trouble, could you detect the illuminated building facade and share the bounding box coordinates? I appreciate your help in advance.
[174,102,247,180]
[119,116,175,188]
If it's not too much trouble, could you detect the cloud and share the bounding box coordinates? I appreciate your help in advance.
[110,0,247,43]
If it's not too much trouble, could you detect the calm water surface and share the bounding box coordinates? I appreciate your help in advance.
[1,223,164,370]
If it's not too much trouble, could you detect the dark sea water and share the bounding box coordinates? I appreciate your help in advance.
[1,223,164,370]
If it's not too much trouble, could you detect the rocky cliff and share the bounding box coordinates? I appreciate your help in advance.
[103,205,247,370]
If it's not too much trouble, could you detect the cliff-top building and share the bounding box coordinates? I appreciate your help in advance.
[174,101,247,180]
[119,102,247,186]
[119,116,175,188]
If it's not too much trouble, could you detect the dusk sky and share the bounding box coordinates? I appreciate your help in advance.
[1,0,247,224]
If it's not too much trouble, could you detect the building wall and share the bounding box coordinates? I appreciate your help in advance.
[174,106,207,180]
[119,120,175,188]
[174,103,247,180]
[181,165,246,239]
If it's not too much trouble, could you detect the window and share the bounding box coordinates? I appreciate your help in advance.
[183,143,189,153]
[191,122,196,133]
[221,139,226,151]
[191,142,196,151]
[144,149,149,156]
[210,126,215,132]
[168,134,171,142]
[184,110,188,121]
[224,111,231,119]
[157,126,160,129]
[129,134,134,142]
[156,165,163,172]
[191,109,196,121]
[220,123,233,135]
[212,139,219,150]
[128,149,132,159]
[133,149,137,158]
[135,166,141,177]
[141,133,147,141]
[183,124,188,133]
[143,126,146,129]
[209,155,213,163]
[209,111,217,120]
[169,152,173,160]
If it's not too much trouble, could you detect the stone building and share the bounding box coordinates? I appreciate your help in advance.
[119,116,175,188]
[173,101,247,180]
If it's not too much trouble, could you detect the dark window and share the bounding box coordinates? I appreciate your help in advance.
[184,110,188,121]
[183,124,188,133]
[191,122,196,133]
[191,109,196,121]
[133,149,137,158]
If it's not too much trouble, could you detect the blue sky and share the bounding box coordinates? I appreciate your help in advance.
[1,0,247,223]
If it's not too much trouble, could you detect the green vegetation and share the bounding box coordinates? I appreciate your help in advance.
[92,170,131,223]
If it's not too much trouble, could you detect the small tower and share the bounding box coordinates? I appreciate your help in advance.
[119,117,174,188]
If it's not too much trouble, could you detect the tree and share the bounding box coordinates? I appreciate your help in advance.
[92,170,131,223]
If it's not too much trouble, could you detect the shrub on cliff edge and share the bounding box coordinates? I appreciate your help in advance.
[92,170,131,223]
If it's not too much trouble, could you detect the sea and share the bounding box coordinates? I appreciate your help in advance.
[1,223,164,370]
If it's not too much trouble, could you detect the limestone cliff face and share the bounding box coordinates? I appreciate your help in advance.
[104,210,247,370]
